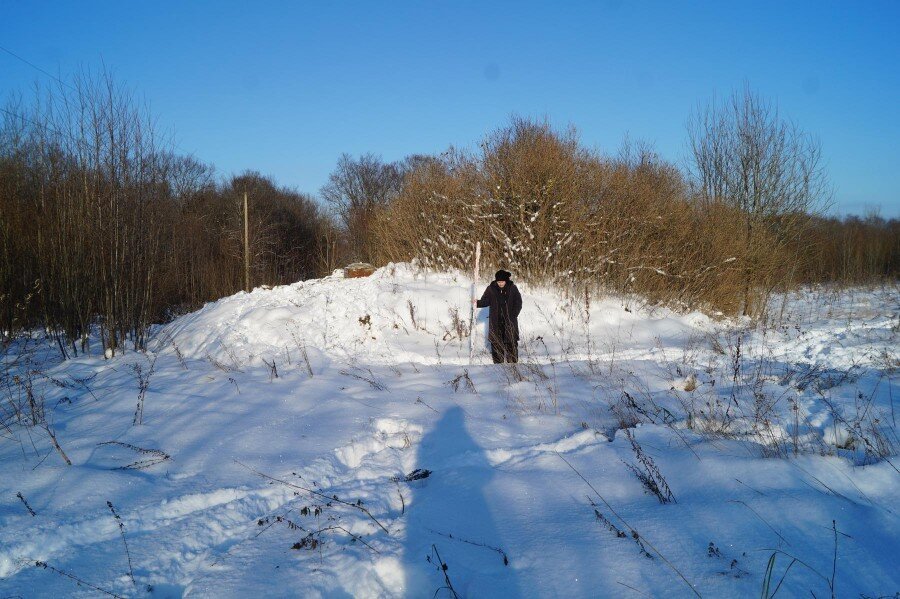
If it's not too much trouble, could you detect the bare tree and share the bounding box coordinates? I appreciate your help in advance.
[320,153,404,263]
[687,85,831,315]
[0,70,336,354]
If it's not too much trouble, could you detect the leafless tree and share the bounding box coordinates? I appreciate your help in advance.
[320,153,404,262]
[0,70,337,352]
[687,85,831,315]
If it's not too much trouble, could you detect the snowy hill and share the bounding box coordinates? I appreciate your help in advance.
[1,264,898,598]
[153,263,711,367]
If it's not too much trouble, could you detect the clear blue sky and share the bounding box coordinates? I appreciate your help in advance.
[2,1,898,217]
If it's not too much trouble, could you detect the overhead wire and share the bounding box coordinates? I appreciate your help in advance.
[0,44,77,92]
[0,43,190,156]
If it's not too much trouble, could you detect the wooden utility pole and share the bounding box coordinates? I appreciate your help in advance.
[243,191,250,292]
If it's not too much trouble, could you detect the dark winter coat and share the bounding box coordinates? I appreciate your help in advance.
[476,280,522,342]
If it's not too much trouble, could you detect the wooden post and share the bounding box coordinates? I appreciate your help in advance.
[243,191,250,292]
[468,241,481,364]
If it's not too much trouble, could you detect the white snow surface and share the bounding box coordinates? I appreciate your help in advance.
[1,264,897,598]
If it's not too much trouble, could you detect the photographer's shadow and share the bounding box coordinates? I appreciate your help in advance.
[401,406,521,597]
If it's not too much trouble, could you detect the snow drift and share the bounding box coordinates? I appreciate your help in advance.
[155,262,711,367]
[1,264,897,598]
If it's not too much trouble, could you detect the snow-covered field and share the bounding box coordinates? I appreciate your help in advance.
[1,264,897,598]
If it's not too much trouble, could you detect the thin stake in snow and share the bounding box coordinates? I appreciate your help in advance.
[468,241,481,364]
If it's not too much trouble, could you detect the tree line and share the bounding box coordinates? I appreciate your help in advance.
[369,89,898,316]
[0,73,896,355]
[0,72,338,356]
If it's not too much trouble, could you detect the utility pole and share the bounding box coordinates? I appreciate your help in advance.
[243,191,250,292]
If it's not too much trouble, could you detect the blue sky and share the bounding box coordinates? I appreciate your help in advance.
[2,1,898,216]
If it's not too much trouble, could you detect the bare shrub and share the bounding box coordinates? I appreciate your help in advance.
[622,428,676,504]
[444,305,468,341]
[406,300,421,330]
[339,365,387,391]
[131,356,156,425]
[446,369,476,393]
[261,357,279,381]
[372,115,810,315]
[1,353,72,465]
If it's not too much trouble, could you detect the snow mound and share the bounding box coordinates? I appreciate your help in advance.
[155,262,712,367]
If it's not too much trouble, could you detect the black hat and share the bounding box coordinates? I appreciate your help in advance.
[494,270,511,282]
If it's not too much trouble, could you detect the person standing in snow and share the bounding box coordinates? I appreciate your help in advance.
[473,269,522,364]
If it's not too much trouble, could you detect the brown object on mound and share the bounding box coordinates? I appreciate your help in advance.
[344,262,377,278]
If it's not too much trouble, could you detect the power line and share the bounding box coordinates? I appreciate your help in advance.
[0,44,76,91]
[0,105,86,148]
[0,44,80,146]
[0,43,192,157]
